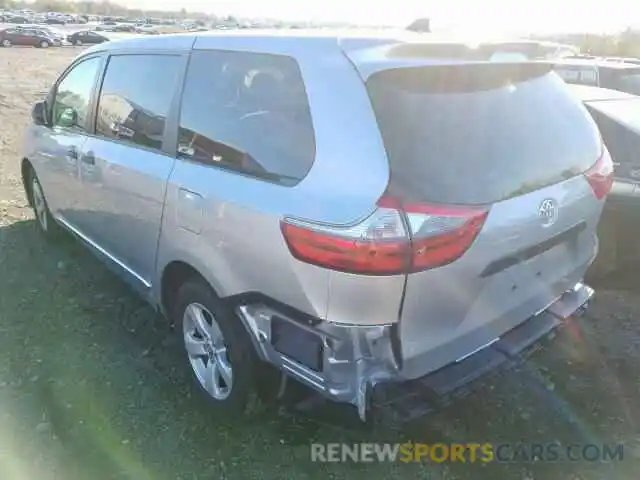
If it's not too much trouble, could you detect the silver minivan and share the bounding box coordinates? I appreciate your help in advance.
[22,30,611,421]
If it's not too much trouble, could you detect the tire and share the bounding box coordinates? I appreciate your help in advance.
[40,41,50,48]
[2,39,11,47]
[75,39,82,46]
[28,168,64,240]
[173,279,258,416]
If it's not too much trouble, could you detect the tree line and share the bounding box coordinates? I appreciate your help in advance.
[0,0,210,19]
[547,29,640,57]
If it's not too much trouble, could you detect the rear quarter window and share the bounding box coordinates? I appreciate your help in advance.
[366,64,602,205]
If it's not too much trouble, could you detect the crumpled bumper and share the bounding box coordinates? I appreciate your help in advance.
[235,281,594,421]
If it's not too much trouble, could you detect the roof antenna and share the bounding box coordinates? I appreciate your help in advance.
[406,18,431,33]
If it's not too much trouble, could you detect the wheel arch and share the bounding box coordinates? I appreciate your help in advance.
[159,258,233,320]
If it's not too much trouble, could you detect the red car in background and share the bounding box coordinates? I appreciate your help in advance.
[0,28,57,48]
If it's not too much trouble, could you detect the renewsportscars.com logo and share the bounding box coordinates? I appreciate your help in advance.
[310,442,625,463]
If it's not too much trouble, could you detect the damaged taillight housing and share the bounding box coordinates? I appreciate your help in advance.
[280,194,489,275]
[584,144,614,200]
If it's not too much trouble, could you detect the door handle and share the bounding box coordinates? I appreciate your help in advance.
[81,152,95,166]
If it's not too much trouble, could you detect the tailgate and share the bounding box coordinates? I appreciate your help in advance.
[398,176,602,379]
[363,61,608,379]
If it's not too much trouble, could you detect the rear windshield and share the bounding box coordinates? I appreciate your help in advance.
[366,64,602,205]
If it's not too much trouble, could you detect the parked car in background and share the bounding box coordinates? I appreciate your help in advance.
[111,24,136,32]
[95,21,117,31]
[568,54,597,60]
[67,30,109,45]
[552,59,640,95]
[43,17,66,25]
[135,24,159,34]
[603,56,640,66]
[22,31,606,421]
[0,27,56,47]
[152,25,185,34]
[570,85,640,278]
[65,15,88,24]
[15,25,64,43]
[6,15,29,24]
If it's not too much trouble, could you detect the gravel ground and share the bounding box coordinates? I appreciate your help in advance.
[1,46,640,480]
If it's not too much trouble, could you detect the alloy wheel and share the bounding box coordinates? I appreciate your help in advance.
[182,302,233,400]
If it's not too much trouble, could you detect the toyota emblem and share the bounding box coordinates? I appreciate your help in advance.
[538,198,558,227]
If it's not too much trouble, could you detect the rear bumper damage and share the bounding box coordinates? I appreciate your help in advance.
[236,281,594,421]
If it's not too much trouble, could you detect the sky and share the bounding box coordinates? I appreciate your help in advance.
[122,0,637,35]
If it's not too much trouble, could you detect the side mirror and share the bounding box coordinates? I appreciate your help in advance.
[31,101,48,126]
[57,107,78,128]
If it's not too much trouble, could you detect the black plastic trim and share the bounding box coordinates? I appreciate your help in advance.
[480,221,587,278]
[223,291,323,326]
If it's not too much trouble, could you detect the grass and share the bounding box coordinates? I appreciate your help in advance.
[1,218,639,479]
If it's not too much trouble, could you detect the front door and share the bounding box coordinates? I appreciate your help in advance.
[76,53,185,288]
[34,55,103,224]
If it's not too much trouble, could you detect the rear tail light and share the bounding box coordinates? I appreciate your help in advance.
[584,145,614,200]
[402,201,489,271]
[280,195,489,275]
[280,203,410,275]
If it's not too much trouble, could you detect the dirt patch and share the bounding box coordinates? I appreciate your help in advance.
[0,46,639,479]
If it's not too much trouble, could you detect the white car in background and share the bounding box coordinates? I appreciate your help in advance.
[136,24,160,35]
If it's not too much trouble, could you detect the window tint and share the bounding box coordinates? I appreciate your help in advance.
[52,56,101,129]
[96,54,182,151]
[366,64,602,205]
[177,50,315,185]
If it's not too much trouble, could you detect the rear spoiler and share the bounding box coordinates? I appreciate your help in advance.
[344,41,554,80]
[386,42,557,62]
